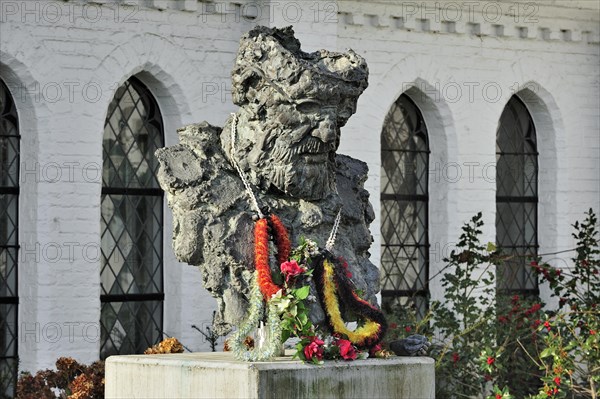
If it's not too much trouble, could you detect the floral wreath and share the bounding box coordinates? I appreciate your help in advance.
[227,114,389,363]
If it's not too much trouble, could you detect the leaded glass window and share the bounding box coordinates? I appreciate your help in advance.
[101,77,164,358]
[496,95,538,295]
[0,79,19,397]
[380,94,429,319]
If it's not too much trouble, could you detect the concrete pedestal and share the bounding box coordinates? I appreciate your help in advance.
[105,351,435,399]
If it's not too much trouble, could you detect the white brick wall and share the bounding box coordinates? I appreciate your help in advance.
[336,0,599,304]
[1,0,598,372]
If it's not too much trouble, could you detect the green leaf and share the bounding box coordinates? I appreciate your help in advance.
[295,286,310,300]
[539,347,553,359]
[289,304,298,317]
[298,313,308,326]
[486,242,496,252]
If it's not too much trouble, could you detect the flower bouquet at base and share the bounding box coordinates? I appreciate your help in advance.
[227,227,390,364]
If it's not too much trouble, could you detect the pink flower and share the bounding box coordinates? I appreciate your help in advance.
[335,338,357,360]
[280,260,304,283]
[303,337,324,361]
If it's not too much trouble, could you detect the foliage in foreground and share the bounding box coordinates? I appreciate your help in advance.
[387,209,599,399]
[15,337,184,399]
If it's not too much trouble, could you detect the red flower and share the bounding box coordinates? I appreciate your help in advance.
[280,260,304,283]
[335,338,357,360]
[532,319,541,328]
[591,330,596,335]
[498,315,508,324]
[404,326,412,333]
[530,303,542,313]
[496,394,502,399]
[369,344,383,357]
[511,294,520,303]
[544,321,551,331]
[554,376,561,386]
[486,356,495,365]
[389,323,398,329]
[451,352,459,363]
[303,337,324,361]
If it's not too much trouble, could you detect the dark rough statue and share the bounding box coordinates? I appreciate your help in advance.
[156,26,378,335]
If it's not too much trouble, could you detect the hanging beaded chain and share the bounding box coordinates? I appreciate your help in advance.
[230,113,264,219]
[325,210,342,252]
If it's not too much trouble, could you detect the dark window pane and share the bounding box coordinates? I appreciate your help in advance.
[0,246,17,298]
[100,77,164,359]
[101,194,163,296]
[496,96,538,294]
[380,94,429,318]
[103,79,163,189]
[100,300,162,358]
[0,79,19,398]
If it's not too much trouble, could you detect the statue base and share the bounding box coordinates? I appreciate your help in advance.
[105,351,435,399]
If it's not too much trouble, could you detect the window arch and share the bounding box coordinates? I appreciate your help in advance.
[0,78,19,396]
[100,76,164,358]
[380,93,430,319]
[496,95,538,295]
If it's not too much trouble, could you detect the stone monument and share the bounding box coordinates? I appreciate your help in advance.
[156,26,379,336]
[105,25,434,399]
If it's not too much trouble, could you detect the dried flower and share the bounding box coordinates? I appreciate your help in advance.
[68,374,94,399]
[144,337,184,354]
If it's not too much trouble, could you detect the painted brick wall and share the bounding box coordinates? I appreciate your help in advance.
[0,0,598,373]
[334,0,600,305]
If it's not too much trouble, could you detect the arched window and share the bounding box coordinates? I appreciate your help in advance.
[101,77,164,358]
[496,95,538,295]
[380,93,430,319]
[0,79,19,396]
